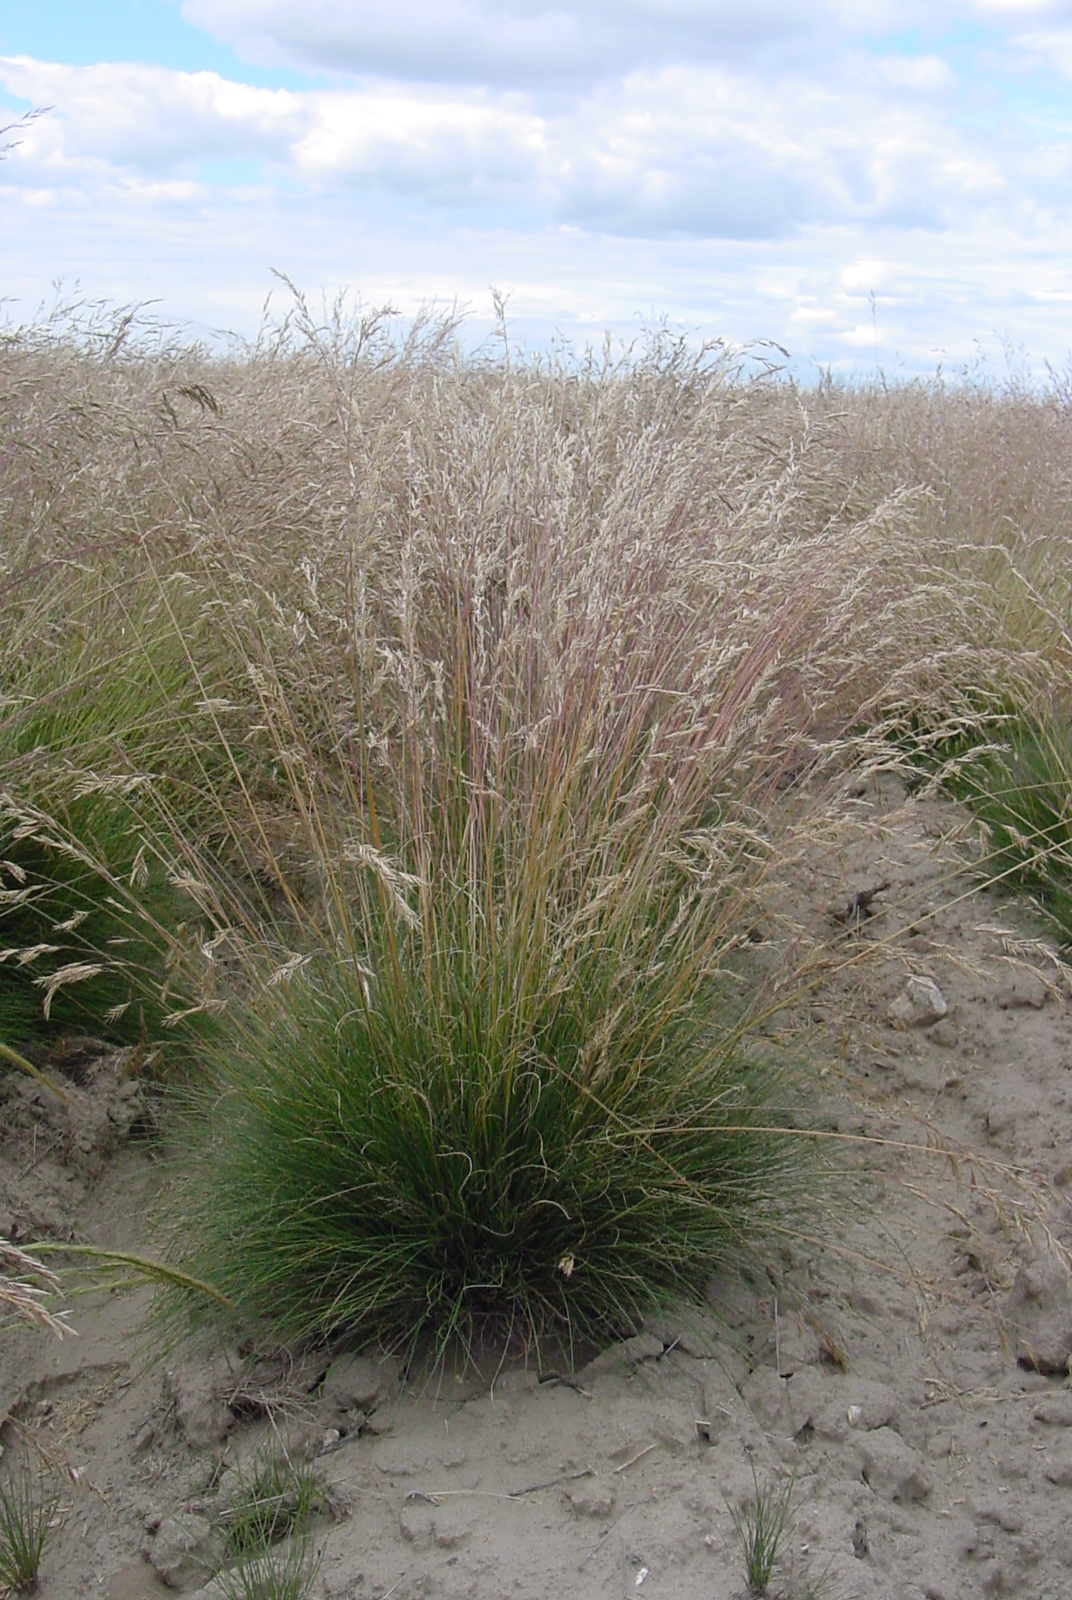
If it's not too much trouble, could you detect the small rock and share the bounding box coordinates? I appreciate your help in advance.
[995,974,1048,1010]
[1004,1258,1072,1376]
[1044,1453,1072,1487]
[163,1356,236,1449]
[855,1427,931,1503]
[927,1019,958,1049]
[131,1420,155,1455]
[321,1352,398,1413]
[145,1513,223,1590]
[888,976,948,1029]
[319,1427,342,1454]
[1033,1397,1072,1427]
[363,1410,394,1436]
[566,1482,616,1519]
[976,1501,1023,1535]
[584,1331,664,1378]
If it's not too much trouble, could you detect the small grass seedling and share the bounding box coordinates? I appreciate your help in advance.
[217,1443,321,1559]
[726,1461,795,1596]
[0,1460,60,1593]
[215,1536,322,1600]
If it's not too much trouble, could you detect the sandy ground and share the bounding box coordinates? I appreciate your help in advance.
[3,777,1072,1600]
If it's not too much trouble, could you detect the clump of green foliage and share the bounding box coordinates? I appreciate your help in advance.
[218,1445,322,1559]
[945,715,1072,947]
[169,306,851,1359]
[727,1462,796,1596]
[186,958,800,1355]
[216,1537,321,1600]
[0,1459,59,1593]
[0,787,185,1047]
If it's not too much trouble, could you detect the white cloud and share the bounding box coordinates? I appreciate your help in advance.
[879,55,955,90]
[972,0,1062,13]
[1012,26,1072,73]
[4,3,1072,373]
[0,52,1024,240]
[180,0,823,88]
[0,57,301,173]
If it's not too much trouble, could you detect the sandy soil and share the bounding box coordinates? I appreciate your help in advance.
[3,778,1072,1600]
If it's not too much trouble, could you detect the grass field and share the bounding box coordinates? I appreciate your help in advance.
[2,300,1070,1357]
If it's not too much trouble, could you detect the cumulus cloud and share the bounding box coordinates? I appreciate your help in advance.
[0,56,301,174]
[3,2,1072,370]
[180,0,819,89]
[181,0,1072,93]
[1011,25,1072,73]
[0,48,1025,240]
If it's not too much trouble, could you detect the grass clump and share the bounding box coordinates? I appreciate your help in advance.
[218,1445,322,1559]
[216,1537,321,1600]
[9,299,1072,1363]
[170,312,849,1357]
[187,960,800,1355]
[727,1462,795,1596]
[0,786,191,1049]
[944,714,1072,946]
[0,1460,59,1593]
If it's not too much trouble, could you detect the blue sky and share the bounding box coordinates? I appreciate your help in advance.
[2,2,1072,372]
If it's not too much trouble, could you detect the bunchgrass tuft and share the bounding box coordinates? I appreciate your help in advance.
[942,714,1072,946]
[726,1461,796,1597]
[0,787,189,1048]
[0,1459,59,1593]
[181,959,803,1356]
[8,299,1072,1365]
[215,1537,322,1600]
[167,315,841,1357]
[218,1445,322,1559]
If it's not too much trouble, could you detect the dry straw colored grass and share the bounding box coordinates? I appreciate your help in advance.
[1,297,1070,1353]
